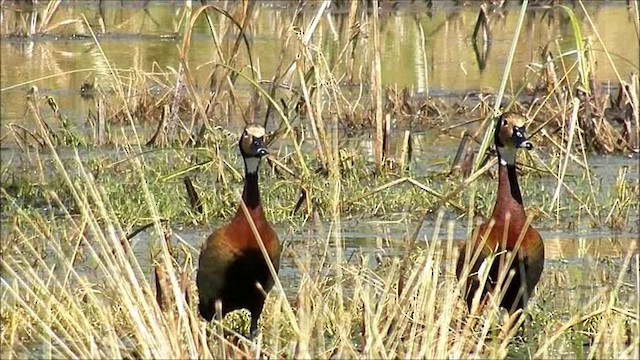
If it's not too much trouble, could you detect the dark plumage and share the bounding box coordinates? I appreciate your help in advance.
[456,112,545,314]
[196,123,280,338]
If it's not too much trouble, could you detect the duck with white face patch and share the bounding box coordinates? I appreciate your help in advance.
[457,112,545,318]
[495,112,534,166]
[197,123,280,340]
[239,124,269,208]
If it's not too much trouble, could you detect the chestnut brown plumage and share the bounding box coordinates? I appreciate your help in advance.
[196,123,280,339]
[456,112,545,314]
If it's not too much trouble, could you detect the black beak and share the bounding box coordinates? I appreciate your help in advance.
[513,127,533,150]
[252,137,268,157]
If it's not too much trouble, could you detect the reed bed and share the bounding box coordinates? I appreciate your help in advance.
[0,137,638,358]
[1,0,639,358]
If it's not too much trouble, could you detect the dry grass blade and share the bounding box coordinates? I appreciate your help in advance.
[1,2,638,359]
[473,0,529,171]
[352,177,465,212]
[549,97,580,212]
[238,198,300,336]
[372,0,384,173]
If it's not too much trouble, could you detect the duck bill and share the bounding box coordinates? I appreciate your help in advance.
[513,131,533,150]
[515,139,533,150]
[251,138,268,157]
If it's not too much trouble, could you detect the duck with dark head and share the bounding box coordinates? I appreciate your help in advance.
[196,123,280,339]
[456,112,545,315]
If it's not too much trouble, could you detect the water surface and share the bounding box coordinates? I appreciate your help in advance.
[1,1,638,130]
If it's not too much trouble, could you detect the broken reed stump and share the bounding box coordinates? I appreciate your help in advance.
[449,131,475,180]
[183,176,203,215]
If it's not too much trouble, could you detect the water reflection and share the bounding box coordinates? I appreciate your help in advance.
[159,218,640,261]
[125,221,637,292]
[1,2,638,128]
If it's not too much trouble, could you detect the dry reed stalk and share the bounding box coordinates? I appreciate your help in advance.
[97,98,106,145]
[238,198,299,336]
[351,177,465,212]
[181,3,255,144]
[281,0,330,85]
[81,16,137,134]
[154,262,169,311]
[397,130,411,173]
[344,0,360,84]
[473,0,529,172]
[183,176,203,215]
[297,63,328,172]
[449,131,474,179]
[430,157,497,215]
[628,74,640,150]
[19,133,190,357]
[549,97,579,213]
[383,113,391,162]
[573,112,599,216]
[415,13,429,98]
[371,0,384,174]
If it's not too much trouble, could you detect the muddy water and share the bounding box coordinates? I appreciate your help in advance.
[1,2,638,294]
[123,221,637,297]
[1,1,638,130]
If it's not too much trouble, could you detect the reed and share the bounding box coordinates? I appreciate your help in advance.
[1,138,637,357]
[1,1,639,358]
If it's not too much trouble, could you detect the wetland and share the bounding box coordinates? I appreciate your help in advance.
[0,1,638,358]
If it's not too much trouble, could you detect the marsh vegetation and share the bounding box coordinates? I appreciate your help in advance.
[0,0,638,358]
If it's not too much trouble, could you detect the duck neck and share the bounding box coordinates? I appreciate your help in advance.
[493,154,526,221]
[242,157,262,210]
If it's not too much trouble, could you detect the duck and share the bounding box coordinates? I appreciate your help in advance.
[196,123,280,339]
[456,112,544,315]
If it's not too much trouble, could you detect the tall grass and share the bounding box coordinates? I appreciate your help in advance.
[1,129,638,358]
[1,1,639,358]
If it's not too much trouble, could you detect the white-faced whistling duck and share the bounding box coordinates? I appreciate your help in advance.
[196,123,280,339]
[456,112,545,315]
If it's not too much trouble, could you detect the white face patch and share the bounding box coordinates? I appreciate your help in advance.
[244,124,265,138]
[498,146,517,165]
[244,157,261,174]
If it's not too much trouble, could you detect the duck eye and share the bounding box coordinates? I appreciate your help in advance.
[502,119,508,127]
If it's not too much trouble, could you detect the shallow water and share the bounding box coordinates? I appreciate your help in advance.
[117,219,638,294]
[1,0,638,322]
[1,1,638,130]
